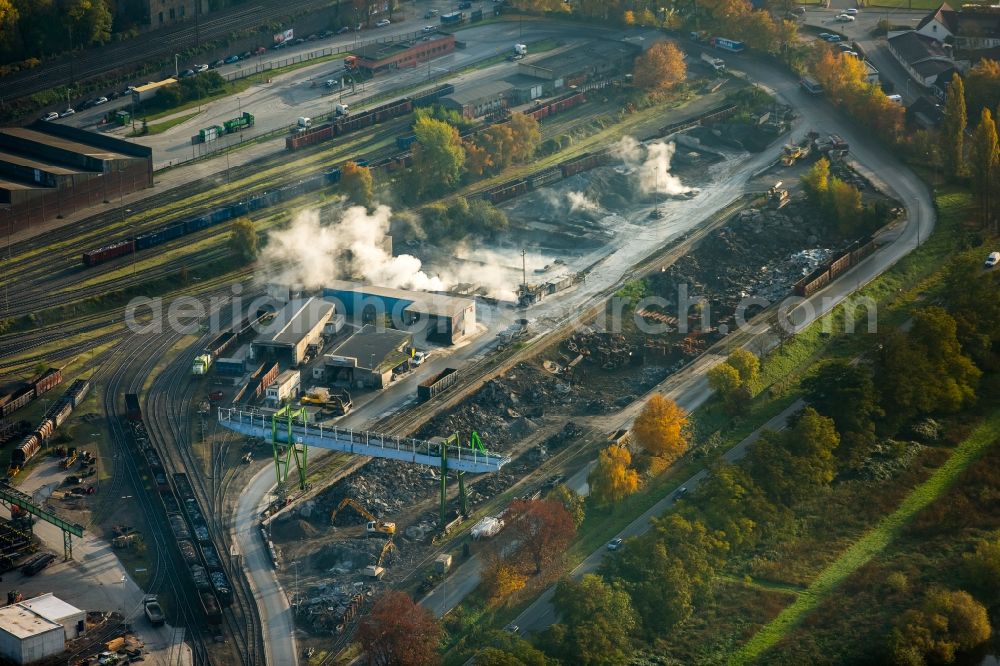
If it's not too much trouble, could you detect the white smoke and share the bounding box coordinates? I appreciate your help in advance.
[261,206,525,301]
[261,206,445,292]
[612,135,690,196]
[567,191,601,213]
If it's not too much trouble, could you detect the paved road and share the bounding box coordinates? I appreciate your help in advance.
[65,19,618,170]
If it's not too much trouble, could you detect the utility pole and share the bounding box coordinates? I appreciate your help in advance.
[174,54,180,78]
[521,248,527,290]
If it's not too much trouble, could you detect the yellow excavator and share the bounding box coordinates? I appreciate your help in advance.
[329,498,396,535]
[301,387,352,415]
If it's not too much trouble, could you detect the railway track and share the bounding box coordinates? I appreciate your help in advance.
[141,295,264,665]
[0,0,334,102]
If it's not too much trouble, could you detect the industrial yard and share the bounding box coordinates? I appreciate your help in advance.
[0,2,942,665]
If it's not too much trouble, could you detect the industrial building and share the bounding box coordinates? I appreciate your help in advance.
[0,122,153,236]
[16,594,85,640]
[252,297,335,366]
[517,41,641,91]
[266,369,301,406]
[352,34,455,75]
[323,282,476,345]
[0,593,84,664]
[324,324,413,389]
[439,81,514,119]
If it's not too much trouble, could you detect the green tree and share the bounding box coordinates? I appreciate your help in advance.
[471,630,548,666]
[879,308,981,428]
[588,445,640,506]
[228,217,257,263]
[708,362,747,413]
[829,176,863,235]
[546,574,637,666]
[412,116,465,196]
[965,58,1000,122]
[802,360,881,469]
[969,107,999,227]
[962,534,1000,603]
[941,73,968,180]
[801,157,830,206]
[550,483,585,528]
[340,161,374,207]
[943,256,1000,366]
[746,408,839,507]
[67,0,112,47]
[696,462,785,550]
[727,348,760,388]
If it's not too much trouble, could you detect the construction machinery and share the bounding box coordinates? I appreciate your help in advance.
[767,181,790,209]
[300,387,352,415]
[376,540,396,567]
[329,498,396,535]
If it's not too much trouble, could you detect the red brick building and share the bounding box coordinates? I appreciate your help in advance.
[353,34,455,75]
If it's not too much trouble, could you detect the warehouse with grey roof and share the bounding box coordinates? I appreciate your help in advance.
[252,297,335,365]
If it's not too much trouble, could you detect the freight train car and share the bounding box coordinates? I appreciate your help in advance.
[82,240,134,267]
[8,378,90,475]
[30,369,62,397]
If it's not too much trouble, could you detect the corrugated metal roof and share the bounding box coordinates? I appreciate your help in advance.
[0,605,63,639]
[19,593,84,622]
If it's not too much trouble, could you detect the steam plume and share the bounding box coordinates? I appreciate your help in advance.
[612,135,690,196]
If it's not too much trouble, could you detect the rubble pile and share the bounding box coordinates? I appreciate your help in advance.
[295,581,369,635]
[321,459,438,520]
[312,537,392,573]
[649,200,840,318]
[565,331,637,370]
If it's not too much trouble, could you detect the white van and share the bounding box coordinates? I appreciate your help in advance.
[297,116,312,128]
[335,103,349,116]
[887,94,902,104]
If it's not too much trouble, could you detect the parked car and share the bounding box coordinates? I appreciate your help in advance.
[293,37,306,44]
[210,59,225,68]
[94,96,108,105]
[425,9,439,17]
[225,54,240,64]
[320,30,335,38]
[818,32,832,39]
[845,8,859,14]
[79,99,96,110]
[827,34,842,42]
[607,537,624,551]
[272,41,287,50]
[411,351,427,366]
[836,13,855,21]
[42,111,59,121]
[59,108,75,117]
[674,486,689,499]
[376,18,391,27]
[458,0,472,8]
[307,33,319,41]
[195,63,209,72]
[985,251,1000,268]
[337,26,351,34]
[254,47,267,55]
[180,68,196,77]
[423,25,435,32]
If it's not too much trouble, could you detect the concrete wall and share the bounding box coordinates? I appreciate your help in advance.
[0,626,64,665]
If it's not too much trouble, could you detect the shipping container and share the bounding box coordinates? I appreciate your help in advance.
[215,358,246,376]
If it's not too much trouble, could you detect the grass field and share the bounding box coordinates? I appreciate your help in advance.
[731,409,1000,664]
[132,111,201,136]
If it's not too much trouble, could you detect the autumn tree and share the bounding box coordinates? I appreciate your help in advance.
[476,124,517,174]
[412,116,465,196]
[508,112,541,162]
[228,217,257,263]
[802,360,881,469]
[829,176,863,235]
[550,483,586,528]
[631,394,689,463]
[890,589,991,665]
[589,445,640,506]
[633,42,687,97]
[357,590,441,666]
[545,574,637,666]
[504,499,576,574]
[480,551,528,605]
[969,107,999,227]
[942,73,968,180]
[463,139,493,178]
[340,160,373,207]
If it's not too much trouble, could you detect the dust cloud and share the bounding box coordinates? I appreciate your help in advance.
[612,135,691,196]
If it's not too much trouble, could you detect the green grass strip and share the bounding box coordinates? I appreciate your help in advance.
[730,408,1000,665]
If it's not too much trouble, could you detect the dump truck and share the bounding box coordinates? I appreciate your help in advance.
[700,52,725,71]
